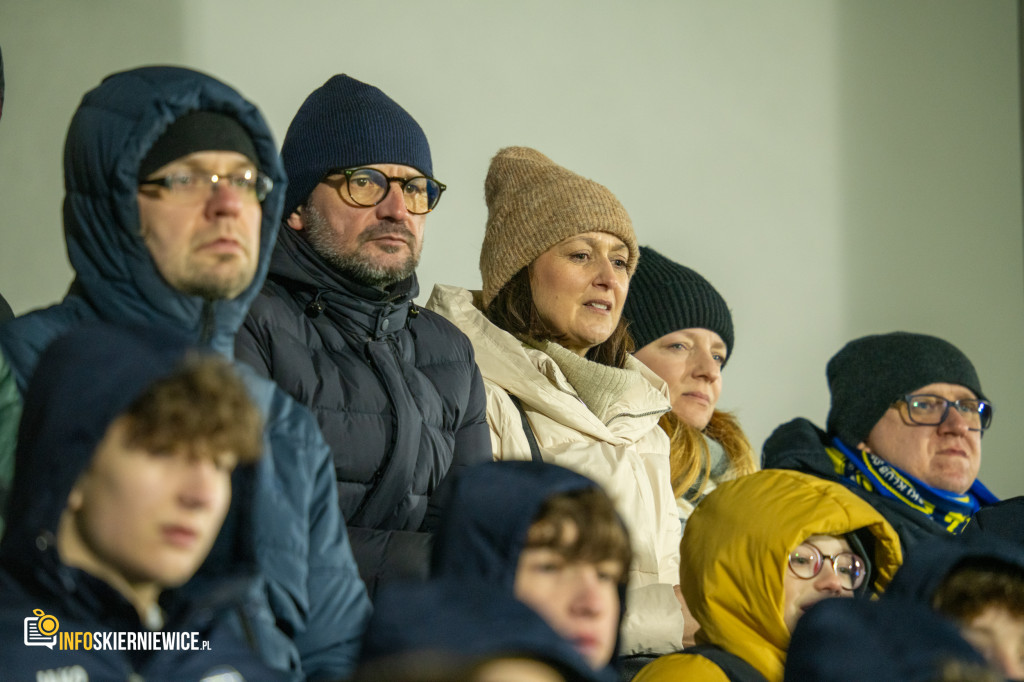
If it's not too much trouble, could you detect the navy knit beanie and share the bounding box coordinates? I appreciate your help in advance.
[826,331,987,446]
[623,246,734,360]
[281,74,432,218]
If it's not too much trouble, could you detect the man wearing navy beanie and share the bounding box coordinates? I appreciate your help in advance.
[237,75,490,598]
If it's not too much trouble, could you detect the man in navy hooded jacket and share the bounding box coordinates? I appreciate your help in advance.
[0,66,370,680]
[0,324,288,681]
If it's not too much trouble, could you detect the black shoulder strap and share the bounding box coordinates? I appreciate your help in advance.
[508,394,543,463]
[684,644,768,682]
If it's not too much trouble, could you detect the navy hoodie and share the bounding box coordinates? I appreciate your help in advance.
[785,597,989,681]
[884,534,1024,607]
[0,323,286,681]
[0,65,370,680]
[361,461,625,682]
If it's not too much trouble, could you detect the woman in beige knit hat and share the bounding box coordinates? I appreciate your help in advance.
[426,147,685,664]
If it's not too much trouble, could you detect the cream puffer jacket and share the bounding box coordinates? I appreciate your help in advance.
[426,284,685,655]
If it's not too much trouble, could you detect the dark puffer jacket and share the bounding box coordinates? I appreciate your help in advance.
[0,324,287,682]
[236,224,490,596]
[0,66,370,680]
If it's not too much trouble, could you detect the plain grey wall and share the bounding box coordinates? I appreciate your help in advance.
[1,1,1021,496]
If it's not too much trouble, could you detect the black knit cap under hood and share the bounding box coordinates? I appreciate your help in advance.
[138,110,258,179]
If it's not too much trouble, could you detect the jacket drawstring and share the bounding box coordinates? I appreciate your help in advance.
[199,301,216,346]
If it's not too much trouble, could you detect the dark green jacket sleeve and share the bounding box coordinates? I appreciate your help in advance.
[0,350,23,537]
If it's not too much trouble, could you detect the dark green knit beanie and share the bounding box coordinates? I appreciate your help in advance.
[826,331,986,445]
[622,246,734,361]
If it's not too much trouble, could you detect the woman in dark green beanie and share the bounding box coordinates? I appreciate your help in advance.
[623,246,757,535]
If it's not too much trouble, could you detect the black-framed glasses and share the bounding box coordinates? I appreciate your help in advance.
[895,394,993,432]
[139,169,274,203]
[326,167,445,215]
[788,542,866,591]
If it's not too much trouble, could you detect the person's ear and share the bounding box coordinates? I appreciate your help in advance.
[66,481,85,513]
[286,207,304,232]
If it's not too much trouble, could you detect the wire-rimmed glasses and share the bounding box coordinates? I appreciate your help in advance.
[788,542,866,591]
[139,169,273,203]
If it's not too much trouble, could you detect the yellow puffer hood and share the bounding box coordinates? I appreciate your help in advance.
[680,469,902,682]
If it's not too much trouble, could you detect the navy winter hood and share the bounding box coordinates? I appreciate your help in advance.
[0,65,286,381]
[430,460,619,589]
[785,597,989,681]
[360,581,613,682]
[884,533,1024,606]
[427,461,627,679]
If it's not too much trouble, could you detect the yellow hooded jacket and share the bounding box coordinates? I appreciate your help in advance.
[635,469,903,682]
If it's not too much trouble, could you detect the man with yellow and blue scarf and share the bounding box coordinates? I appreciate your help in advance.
[764,331,998,554]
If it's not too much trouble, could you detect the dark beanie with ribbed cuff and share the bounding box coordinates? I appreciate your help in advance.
[280,74,432,218]
[138,111,258,179]
[622,246,734,361]
[826,331,986,446]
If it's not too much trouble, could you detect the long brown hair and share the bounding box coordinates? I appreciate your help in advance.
[661,409,756,501]
[485,266,634,368]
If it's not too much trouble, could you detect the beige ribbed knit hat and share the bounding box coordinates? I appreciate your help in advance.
[480,146,638,308]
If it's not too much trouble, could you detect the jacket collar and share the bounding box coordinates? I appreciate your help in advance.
[426,284,669,439]
[269,225,417,338]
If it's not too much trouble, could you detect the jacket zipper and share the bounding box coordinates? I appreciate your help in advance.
[605,407,667,427]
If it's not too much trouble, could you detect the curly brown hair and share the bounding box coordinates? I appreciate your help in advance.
[120,352,263,465]
[485,267,634,369]
[523,488,632,582]
[932,558,1024,622]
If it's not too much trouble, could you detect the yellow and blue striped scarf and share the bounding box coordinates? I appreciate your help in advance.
[827,437,998,534]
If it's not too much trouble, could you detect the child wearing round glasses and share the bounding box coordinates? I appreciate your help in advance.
[634,469,902,682]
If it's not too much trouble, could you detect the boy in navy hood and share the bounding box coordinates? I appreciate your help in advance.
[0,65,370,680]
[882,535,1024,680]
[361,461,629,682]
[0,324,285,680]
[785,596,993,681]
